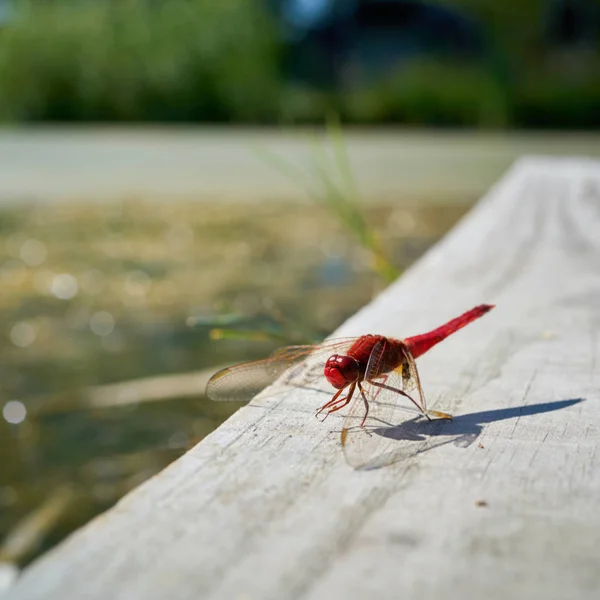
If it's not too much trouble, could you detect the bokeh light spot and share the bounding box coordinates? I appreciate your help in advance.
[20,239,47,266]
[168,431,189,450]
[124,270,152,297]
[51,273,79,299]
[3,400,27,425]
[90,311,115,336]
[10,322,36,347]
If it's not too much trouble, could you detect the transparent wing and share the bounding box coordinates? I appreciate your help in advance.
[341,342,435,469]
[206,338,358,402]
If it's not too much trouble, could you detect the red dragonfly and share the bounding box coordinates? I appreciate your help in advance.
[207,304,494,466]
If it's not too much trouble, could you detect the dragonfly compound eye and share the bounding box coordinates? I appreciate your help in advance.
[324,355,360,389]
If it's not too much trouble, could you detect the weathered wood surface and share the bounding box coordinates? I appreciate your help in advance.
[5,157,600,600]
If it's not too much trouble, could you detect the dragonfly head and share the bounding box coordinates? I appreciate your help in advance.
[324,355,360,389]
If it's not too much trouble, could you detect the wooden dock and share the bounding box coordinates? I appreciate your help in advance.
[4,156,600,600]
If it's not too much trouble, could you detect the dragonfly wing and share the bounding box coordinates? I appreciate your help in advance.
[206,338,357,403]
[270,339,357,390]
[400,350,452,419]
[400,349,427,413]
[207,355,304,402]
[341,342,429,469]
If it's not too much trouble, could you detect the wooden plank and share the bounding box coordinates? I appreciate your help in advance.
[5,157,600,600]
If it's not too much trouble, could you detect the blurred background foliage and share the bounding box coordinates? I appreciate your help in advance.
[0,0,598,127]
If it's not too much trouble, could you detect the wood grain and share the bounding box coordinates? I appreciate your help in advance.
[5,157,600,600]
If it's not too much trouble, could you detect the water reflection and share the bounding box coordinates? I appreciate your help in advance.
[0,199,469,566]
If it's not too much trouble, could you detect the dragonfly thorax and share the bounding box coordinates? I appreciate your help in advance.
[324,355,360,389]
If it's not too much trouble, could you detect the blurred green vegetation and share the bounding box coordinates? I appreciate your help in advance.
[0,0,598,127]
[253,119,401,283]
[0,0,281,122]
[342,61,512,128]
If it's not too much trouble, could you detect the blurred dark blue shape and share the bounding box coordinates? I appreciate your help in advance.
[280,0,336,30]
[312,256,354,287]
[269,0,487,87]
[0,0,13,27]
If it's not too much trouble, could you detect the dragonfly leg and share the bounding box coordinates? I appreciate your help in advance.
[324,383,356,416]
[315,383,356,422]
[370,379,428,417]
[357,382,370,427]
[315,388,344,418]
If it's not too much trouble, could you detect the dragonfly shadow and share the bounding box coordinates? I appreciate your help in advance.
[355,397,584,471]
